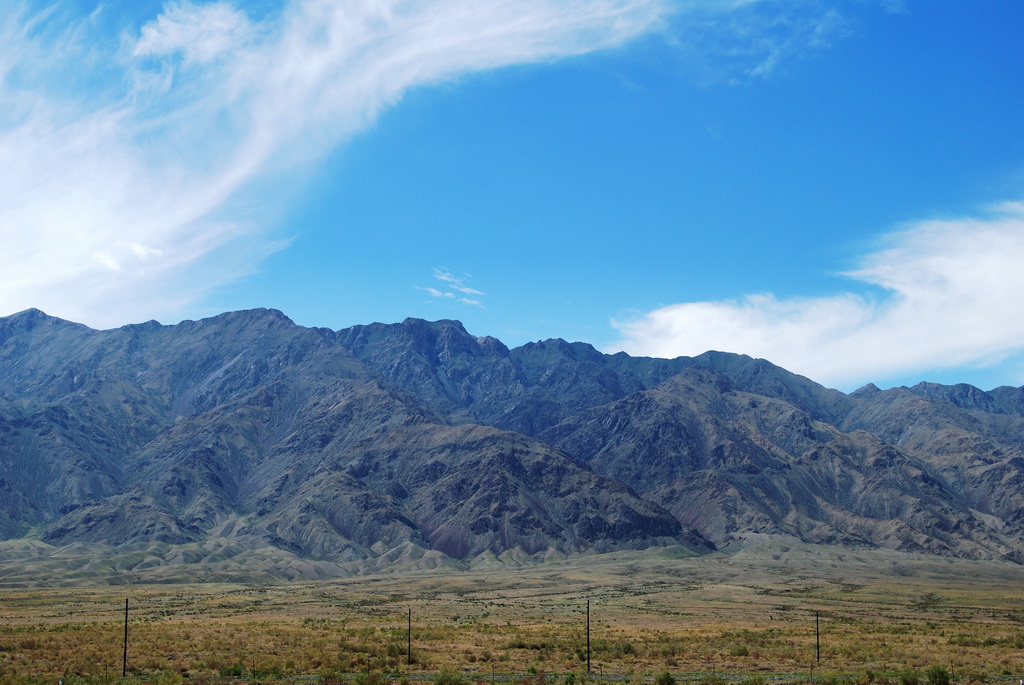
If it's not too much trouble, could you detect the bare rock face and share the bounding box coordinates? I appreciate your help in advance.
[0,309,709,573]
[334,319,1024,563]
[335,320,694,435]
[540,368,1024,561]
[42,488,205,546]
[333,423,702,557]
[2,307,1024,576]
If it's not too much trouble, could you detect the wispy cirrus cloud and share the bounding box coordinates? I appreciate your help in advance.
[434,269,485,297]
[611,202,1024,389]
[664,0,851,84]
[0,0,882,328]
[0,0,670,327]
[418,269,485,308]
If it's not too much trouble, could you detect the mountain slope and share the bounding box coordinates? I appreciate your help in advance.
[2,308,1024,577]
[540,368,1022,560]
[0,309,710,575]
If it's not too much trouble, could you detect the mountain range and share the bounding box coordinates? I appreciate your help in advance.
[1,307,1023,582]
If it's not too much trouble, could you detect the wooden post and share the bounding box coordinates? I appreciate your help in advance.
[587,599,591,674]
[815,611,820,663]
[122,598,129,678]
[407,606,412,667]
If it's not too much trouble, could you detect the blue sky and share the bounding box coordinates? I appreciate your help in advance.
[1,0,1023,392]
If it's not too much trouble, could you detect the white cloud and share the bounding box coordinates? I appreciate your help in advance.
[436,270,485,296]
[134,2,255,65]
[611,202,1024,389]
[0,0,883,328]
[433,270,461,285]
[418,268,486,307]
[417,286,450,299]
[664,0,853,84]
[0,0,674,327]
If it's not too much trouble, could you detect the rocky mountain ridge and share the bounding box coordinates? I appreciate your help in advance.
[1,307,1023,581]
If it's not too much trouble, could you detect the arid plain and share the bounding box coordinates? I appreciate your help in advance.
[2,542,1023,684]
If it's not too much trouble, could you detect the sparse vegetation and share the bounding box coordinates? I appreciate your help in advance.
[0,550,1022,683]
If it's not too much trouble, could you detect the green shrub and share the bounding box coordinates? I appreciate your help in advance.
[435,673,465,685]
[899,669,919,685]
[219,665,244,678]
[155,672,183,685]
[925,665,950,685]
[655,671,676,685]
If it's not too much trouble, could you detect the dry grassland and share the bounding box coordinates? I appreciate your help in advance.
[1,542,1023,684]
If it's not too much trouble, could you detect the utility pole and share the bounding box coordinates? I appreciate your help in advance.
[122,598,129,678]
[587,599,591,674]
[815,611,820,663]
[407,607,412,667]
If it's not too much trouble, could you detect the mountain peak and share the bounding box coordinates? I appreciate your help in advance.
[516,338,606,365]
[908,380,1000,413]
[0,309,90,344]
[4,308,77,326]
[400,316,467,331]
[11,307,48,318]
[851,382,881,398]
[210,307,294,324]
